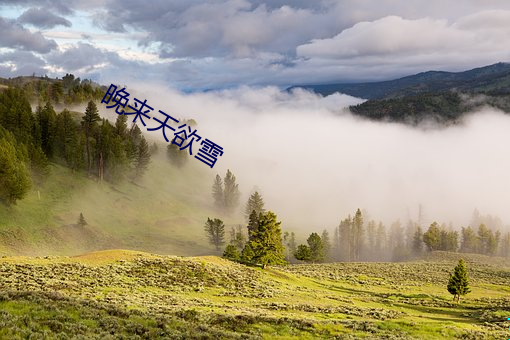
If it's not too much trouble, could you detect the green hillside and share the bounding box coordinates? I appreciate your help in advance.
[290,62,510,124]
[0,250,508,338]
[0,153,225,256]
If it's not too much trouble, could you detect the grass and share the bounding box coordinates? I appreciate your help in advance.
[0,250,509,338]
[0,153,236,256]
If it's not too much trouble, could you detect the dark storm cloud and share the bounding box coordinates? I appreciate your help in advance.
[0,16,57,53]
[18,7,72,29]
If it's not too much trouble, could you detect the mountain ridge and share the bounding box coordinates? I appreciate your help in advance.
[289,62,510,99]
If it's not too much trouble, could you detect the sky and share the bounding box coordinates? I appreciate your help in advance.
[2,1,510,230]
[1,0,510,89]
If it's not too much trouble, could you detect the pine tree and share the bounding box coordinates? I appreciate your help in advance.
[0,132,31,205]
[223,169,240,214]
[307,232,325,263]
[423,222,441,251]
[212,174,224,211]
[247,210,259,241]
[244,191,265,221]
[366,220,377,259]
[460,226,478,253]
[294,244,312,262]
[500,232,510,258]
[229,225,246,251]
[332,227,341,261]
[412,226,423,254]
[82,100,100,174]
[134,136,151,180]
[352,209,364,261]
[283,231,297,262]
[36,102,57,158]
[55,109,80,168]
[447,259,471,303]
[167,143,188,167]
[78,213,87,226]
[338,216,352,261]
[240,243,255,264]
[246,211,286,268]
[223,244,240,262]
[321,229,331,262]
[204,218,225,251]
[376,221,387,259]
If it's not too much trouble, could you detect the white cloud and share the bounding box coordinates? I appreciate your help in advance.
[297,12,510,67]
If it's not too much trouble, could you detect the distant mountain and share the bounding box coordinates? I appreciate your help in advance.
[289,62,510,100]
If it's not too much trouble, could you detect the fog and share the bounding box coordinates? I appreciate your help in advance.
[99,83,510,232]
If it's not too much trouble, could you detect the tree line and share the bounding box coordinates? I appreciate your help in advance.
[0,84,151,205]
[296,209,510,263]
[204,177,510,265]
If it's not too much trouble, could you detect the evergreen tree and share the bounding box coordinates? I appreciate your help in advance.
[244,191,265,221]
[460,226,478,253]
[375,222,387,258]
[321,229,331,262]
[0,132,31,205]
[115,114,128,138]
[500,232,510,258]
[223,169,240,214]
[240,243,255,264]
[283,231,297,262]
[366,220,377,259]
[223,244,240,262]
[245,211,286,268]
[212,174,224,211]
[338,216,352,261]
[447,259,471,303]
[412,226,423,254]
[307,232,325,263]
[36,102,57,158]
[294,244,312,262]
[229,225,246,251]
[332,227,341,261]
[247,210,259,241]
[134,136,151,180]
[423,222,441,251]
[352,209,364,261]
[81,100,100,174]
[55,109,80,168]
[78,213,87,226]
[477,224,497,255]
[167,142,188,167]
[444,230,459,252]
[204,218,225,251]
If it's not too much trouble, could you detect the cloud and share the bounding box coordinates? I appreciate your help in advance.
[0,16,57,53]
[295,11,510,81]
[18,7,72,29]
[0,0,74,15]
[0,50,47,76]
[46,42,109,72]
[105,84,510,231]
[4,1,510,88]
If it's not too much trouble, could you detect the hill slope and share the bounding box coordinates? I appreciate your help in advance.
[0,153,226,256]
[0,250,508,338]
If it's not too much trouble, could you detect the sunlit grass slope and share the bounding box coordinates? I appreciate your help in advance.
[0,152,232,256]
[0,250,508,338]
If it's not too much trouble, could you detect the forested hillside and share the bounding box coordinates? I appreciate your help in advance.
[0,76,219,256]
[290,63,510,124]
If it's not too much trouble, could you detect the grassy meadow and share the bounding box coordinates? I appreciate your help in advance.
[0,250,508,339]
